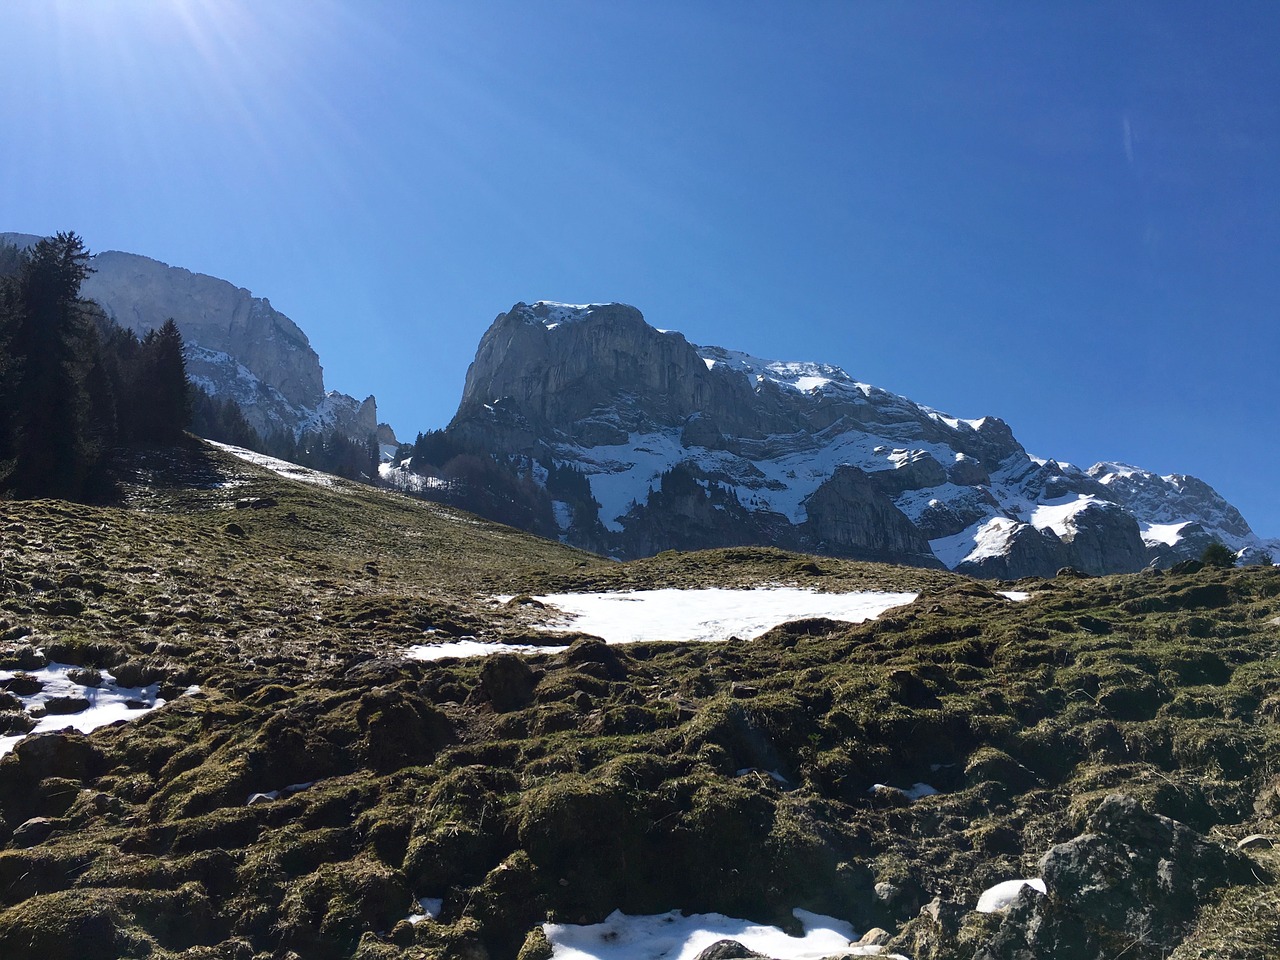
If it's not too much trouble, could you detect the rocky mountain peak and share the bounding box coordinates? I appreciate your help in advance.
[442,300,1274,575]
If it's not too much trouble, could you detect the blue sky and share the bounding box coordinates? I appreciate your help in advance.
[2,1,1277,536]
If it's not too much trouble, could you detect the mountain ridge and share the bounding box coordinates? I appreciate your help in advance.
[439,300,1276,576]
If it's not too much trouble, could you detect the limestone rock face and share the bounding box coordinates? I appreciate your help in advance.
[448,300,1271,572]
[1,233,383,442]
[81,250,324,408]
[801,466,941,566]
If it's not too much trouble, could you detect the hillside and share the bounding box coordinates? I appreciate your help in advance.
[1,442,1279,959]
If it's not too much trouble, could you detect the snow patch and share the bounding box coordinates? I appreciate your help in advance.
[1141,521,1190,547]
[544,907,867,960]
[1027,496,1097,537]
[0,662,166,757]
[406,897,444,925]
[870,782,939,800]
[406,639,570,661]
[209,441,341,488]
[520,587,917,645]
[976,878,1046,913]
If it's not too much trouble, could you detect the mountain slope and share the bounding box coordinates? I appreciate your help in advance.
[443,301,1274,576]
[0,443,1278,959]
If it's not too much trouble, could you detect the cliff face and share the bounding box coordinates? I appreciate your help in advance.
[82,250,325,408]
[449,301,1271,575]
[1,233,385,442]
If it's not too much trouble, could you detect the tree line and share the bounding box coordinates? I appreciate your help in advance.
[0,233,379,501]
[0,233,190,500]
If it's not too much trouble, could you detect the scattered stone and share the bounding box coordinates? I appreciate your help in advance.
[11,817,56,847]
[857,927,892,945]
[1236,834,1275,850]
[235,497,277,510]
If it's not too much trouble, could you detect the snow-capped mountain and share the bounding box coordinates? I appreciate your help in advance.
[1,232,386,443]
[446,301,1275,576]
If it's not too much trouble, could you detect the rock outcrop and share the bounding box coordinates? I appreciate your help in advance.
[446,301,1273,573]
[969,794,1262,960]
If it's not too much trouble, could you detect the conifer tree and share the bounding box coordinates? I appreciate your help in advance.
[135,318,191,442]
[0,232,96,499]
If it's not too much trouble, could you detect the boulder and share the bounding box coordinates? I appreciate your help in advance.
[11,817,56,847]
[693,941,768,960]
[976,793,1262,960]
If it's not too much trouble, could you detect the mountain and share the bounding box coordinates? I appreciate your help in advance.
[440,301,1275,577]
[0,233,387,443]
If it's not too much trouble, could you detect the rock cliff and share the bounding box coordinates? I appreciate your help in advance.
[447,301,1274,575]
[1,233,386,442]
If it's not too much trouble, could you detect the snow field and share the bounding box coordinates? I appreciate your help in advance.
[406,587,917,661]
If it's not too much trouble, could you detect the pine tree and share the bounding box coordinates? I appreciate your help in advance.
[135,318,191,443]
[0,232,96,499]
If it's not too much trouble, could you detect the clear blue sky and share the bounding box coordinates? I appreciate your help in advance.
[2,1,1277,536]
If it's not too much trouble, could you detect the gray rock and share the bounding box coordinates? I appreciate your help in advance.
[0,233,386,443]
[802,466,942,567]
[11,817,55,847]
[978,793,1262,960]
[856,927,891,945]
[955,522,1070,580]
[441,298,1269,574]
[693,940,769,960]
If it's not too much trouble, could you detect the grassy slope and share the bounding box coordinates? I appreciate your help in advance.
[0,441,1277,959]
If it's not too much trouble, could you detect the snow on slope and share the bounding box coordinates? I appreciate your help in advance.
[208,441,342,488]
[0,662,169,757]
[407,588,916,660]
[544,907,878,960]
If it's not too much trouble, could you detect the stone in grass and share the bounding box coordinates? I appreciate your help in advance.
[11,817,56,847]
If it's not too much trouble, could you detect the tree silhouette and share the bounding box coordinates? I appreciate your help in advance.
[0,232,96,499]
